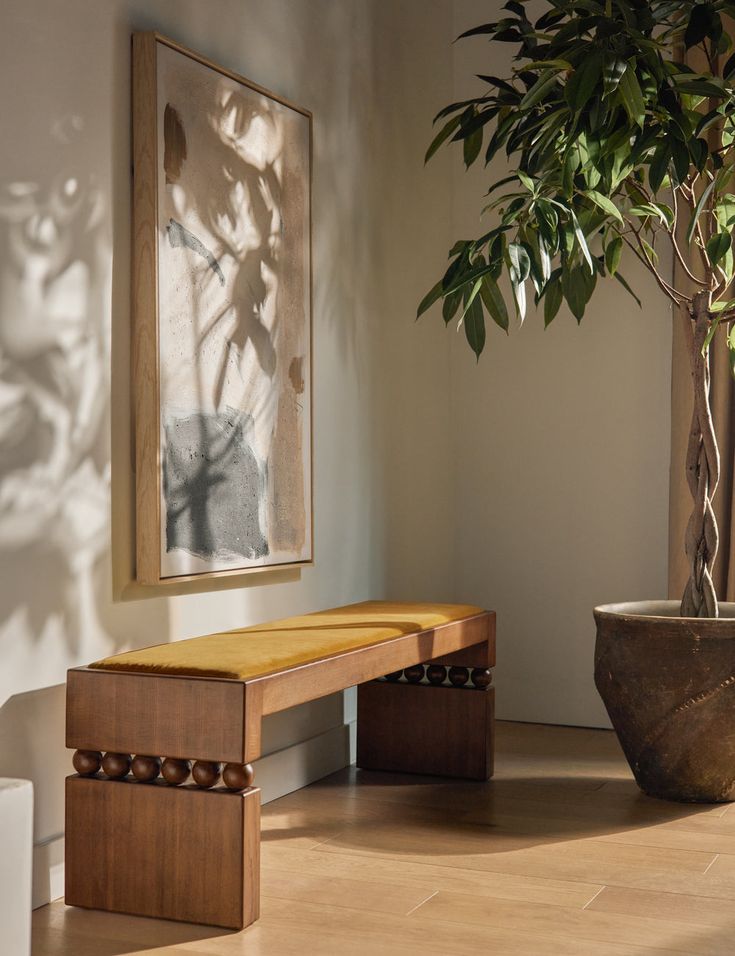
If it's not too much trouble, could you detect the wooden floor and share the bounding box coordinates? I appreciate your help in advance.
[33,721,735,955]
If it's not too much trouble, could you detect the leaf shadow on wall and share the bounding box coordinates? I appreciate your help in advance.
[0,119,115,658]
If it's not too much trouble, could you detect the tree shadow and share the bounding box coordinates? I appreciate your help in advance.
[0,156,110,656]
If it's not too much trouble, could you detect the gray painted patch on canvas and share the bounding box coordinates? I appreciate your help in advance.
[167,218,225,286]
[163,410,268,560]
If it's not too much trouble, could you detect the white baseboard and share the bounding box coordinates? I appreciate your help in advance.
[33,722,353,908]
[32,835,64,910]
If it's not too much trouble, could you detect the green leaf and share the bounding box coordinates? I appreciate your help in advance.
[459,277,484,321]
[442,288,463,324]
[653,203,675,228]
[448,240,470,257]
[686,178,717,244]
[520,69,561,110]
[673,77,727,99]
[618,67,645,128]
[508,242,531,282]
[671,138,690,184]
[543,278,563,327]
[459,282,485,359]
[565,53,603,113]
[584,190,623,224]
[602,58,627,97]
[425,115,461,164]
[640,238,658,266]
[517,59,572,73]
[464,128,483,168]
[710,298,735,313]
[707,231,732,266]
[695,108,724,139]
[562,264,596,323]
[457,22,498,40]
[685,3,719,49]
[538,236,551,283]
[508,242,529,322]
[441,261,494,298]
[649,144,671,193]
[628,204,660,222]
[417,280,444,318]
[512,276,527,323]
[517,170,537,194]
[569,210,593,273]
[480,275,509,331]
[605,236,623,275]
[562,148,577,198]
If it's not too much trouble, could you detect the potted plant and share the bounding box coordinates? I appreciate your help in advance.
[420,0,735,801]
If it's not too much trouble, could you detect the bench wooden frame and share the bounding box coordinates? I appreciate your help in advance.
[65,610,495,929]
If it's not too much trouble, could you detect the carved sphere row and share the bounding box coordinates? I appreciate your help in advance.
[381,665,492,688]
[72,751,254,791]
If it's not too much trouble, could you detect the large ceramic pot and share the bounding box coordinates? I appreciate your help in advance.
[594,601,735,803]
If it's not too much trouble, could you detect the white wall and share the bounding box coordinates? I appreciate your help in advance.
[448,0,673,726]
[0,0,455,907]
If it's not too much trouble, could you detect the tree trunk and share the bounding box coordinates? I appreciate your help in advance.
[681,291,721,618]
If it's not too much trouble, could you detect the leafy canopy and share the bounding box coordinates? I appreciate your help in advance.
[419,0,735,365]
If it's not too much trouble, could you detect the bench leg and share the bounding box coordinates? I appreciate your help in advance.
[356,657,495,781]
[65,774,260,929]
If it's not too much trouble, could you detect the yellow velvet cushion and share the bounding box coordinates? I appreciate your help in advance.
[89,600,484,681]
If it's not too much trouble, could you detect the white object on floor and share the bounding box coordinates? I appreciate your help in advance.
[0,779,33,956]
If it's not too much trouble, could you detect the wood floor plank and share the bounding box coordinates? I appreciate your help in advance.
[415,889,732,956]
[588,885,735,927]
[261,868,435,916]
[261,843,603,908]
[595,823,735,855]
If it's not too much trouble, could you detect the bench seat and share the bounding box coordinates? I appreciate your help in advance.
[88,600,486,679]
[65,600,495,930]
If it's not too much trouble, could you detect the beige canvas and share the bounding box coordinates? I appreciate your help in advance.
[154,42,311,578]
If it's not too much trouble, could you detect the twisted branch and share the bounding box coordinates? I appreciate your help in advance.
[681,292,721,618]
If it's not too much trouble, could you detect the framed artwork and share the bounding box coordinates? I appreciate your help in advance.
[132,32,312,586]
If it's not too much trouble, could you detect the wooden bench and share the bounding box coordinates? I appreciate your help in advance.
[65,601,495,929]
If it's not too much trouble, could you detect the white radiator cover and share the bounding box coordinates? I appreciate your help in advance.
[0,779,33,956]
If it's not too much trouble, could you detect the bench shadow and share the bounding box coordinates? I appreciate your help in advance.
[259,767,730,856]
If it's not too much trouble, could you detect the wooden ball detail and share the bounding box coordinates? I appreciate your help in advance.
[102,752,131,779]
[471,668,492,689]
[426,665,446,685]
[448,666,470,687]
[161,758,191,786]
[73,750,102,776]
[192,761,221,789]
[403,664,424,684]
[131,755,161,782]
[384,670,403,682]
[223,763,255,791]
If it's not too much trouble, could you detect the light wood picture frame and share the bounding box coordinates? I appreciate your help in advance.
[132,32,313,587]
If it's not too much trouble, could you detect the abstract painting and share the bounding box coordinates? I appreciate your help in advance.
[132,33,312,585]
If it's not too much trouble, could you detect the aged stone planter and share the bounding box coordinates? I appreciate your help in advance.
[594,601,735,803]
